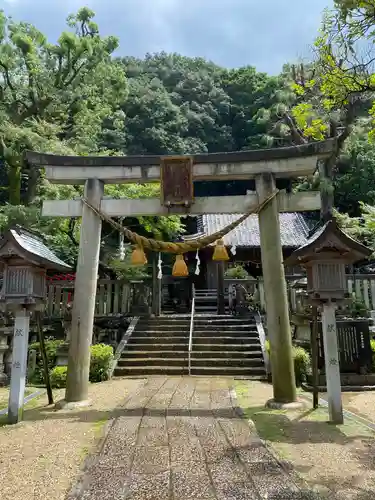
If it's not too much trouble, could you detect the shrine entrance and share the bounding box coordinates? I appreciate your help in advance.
[26,140,335,406]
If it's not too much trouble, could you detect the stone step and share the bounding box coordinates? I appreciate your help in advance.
[190,357,264,367]
[138,319,255,326]
[126,343,188,351]
[189,366,266,377]
[137,322,191,328]
[193,321,258,333]
[196,328,258,333]
[191,343,261,351]
[118,356,263,368]
[188,350,263,359]
[114,366,188,376]
[120,350,263,359]
[193,332,259,340]
[193,336,260,345]
[195,304,217,313]
[132,330,258,338]
[121,350,189,357]
[134,330,190,336]
[114,365,265,377]
[191,365,265,373]
[117,357,188,367]
[127,336,188,344]
[194,318,254,323]
[194,296,219,299]
[136,324,256,331]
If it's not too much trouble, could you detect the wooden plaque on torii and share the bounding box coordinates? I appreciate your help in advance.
[160,156,194,207]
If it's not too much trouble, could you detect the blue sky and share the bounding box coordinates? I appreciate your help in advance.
[0,0,332,74]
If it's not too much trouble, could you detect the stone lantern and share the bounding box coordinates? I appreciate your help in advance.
[285,218,371,423]
[0,226,71,423]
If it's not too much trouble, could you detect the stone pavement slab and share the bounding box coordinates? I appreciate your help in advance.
[68,376,323,500]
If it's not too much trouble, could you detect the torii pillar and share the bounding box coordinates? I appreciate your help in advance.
[65,179,104,404]
[256,174,296,404]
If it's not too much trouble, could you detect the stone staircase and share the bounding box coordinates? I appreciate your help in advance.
[114,314,266,378]
[194,289,219,314]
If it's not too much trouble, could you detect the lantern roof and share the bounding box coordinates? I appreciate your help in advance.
[284,218,372,267]
[0,226,71,271]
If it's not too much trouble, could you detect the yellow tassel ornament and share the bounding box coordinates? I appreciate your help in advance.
[131,246,147,266]
[212,239,229,261]
[172,254,188,277]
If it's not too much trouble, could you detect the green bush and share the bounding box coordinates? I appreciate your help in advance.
[28,339,66,384]
[36,342,114,388]
[371,339,375,372]
[89,344,114,383]
[265,340,311,386]
[224,265,250,279]
[347,297,370,318]
[50,366,68,388]
[292,346,311,386]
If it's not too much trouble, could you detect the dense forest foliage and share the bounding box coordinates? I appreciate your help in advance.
[1,2,375,272]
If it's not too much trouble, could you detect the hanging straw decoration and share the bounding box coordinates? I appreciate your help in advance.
[195,250,200,275]
[212,239,229,261]
[157,253,163,280]
[231,244,237,256]
[172,254,188,277]
[131,246,147,266]
[119,217,125,260]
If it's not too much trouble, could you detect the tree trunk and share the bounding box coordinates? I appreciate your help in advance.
[8,162,21,205]
[319,157,335,223]
[25,167,39,205]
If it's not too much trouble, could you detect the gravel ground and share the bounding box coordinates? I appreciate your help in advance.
[323,391,375,424]
[0,378,145,500]
[236,381,375,499]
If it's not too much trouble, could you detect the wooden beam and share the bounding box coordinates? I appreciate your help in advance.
[42,191,321,218]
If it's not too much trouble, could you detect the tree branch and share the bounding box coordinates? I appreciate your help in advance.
[283,112,308,145]
[60,218,79,246]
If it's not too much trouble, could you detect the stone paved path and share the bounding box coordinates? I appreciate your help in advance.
[69,377,321,500]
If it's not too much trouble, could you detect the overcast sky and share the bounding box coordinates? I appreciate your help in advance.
[0,0,333,74]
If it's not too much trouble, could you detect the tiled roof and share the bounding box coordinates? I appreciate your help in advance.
[10,228,71,270]
[186,213,310,248]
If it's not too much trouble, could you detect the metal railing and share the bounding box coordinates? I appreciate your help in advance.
[188,284,195,375]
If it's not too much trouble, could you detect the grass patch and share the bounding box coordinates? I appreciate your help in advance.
[79,417,109,460]
[235,379,375,498]
[93,417,108,437]
[235,381,374,444]
[0,387,38,410]
[0,389,48,426]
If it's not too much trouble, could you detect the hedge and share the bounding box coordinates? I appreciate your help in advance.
[48,343,114,389]
[50,366,68,389]
[28,339,66,384]
[265,340,311,386]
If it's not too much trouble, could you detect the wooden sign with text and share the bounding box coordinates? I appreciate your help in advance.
[160,156,194,207]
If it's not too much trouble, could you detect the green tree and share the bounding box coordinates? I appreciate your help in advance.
[335,125,375,215]
[0,7,127,205]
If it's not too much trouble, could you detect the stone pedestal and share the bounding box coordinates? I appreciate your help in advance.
[56,343,70,366]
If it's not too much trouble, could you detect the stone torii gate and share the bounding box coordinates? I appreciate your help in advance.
[26,140,335,407]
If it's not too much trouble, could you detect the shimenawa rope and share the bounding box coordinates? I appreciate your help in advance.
[81,190,279,254]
